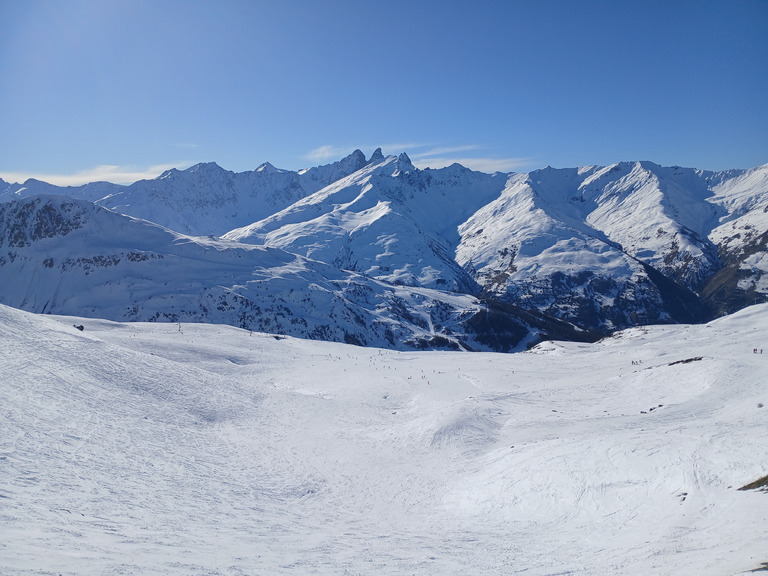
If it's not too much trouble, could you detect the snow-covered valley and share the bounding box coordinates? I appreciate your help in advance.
[2,303,767,575]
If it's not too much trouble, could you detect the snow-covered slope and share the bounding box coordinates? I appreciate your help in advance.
[1,155,767,346]
[457,162,768,328]
[0,150,375,236]
[702,165,768,313]
[224,157,768,332]
[0,195,590,351]
[2,302,767,575]
[578,162,722,287]
[456,169,662,329]
[95,152,371,236]
[224,152,508,292]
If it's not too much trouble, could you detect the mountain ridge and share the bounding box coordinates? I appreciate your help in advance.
[1,153,766,351]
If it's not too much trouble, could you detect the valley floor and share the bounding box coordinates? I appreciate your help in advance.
[1,304,767,575]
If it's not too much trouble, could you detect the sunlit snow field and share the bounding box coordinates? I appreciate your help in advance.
[2,303,767,575]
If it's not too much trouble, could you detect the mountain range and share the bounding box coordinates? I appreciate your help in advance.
[1,150,767,351]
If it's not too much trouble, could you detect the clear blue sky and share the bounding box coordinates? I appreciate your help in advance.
[1,0,766,185]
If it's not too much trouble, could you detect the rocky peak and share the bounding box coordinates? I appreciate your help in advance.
[337,149,368,173]
[368,148,385,164]
[396,152,415,173]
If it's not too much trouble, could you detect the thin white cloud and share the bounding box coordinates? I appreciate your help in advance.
[411,156,534,173]
[0,162,195,186]
[377,142,430,153]
[304,145,354,163]
[411,145,483,158]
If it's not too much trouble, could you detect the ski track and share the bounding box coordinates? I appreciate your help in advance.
[1,304,768,575]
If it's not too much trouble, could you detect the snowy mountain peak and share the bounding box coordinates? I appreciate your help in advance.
[256,161,279,173]
[188,161,226,174]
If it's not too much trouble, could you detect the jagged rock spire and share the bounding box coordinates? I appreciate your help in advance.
[396,152,414,172]
[368,148,385,164]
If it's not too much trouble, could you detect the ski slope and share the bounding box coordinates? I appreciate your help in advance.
[2,303,767,575]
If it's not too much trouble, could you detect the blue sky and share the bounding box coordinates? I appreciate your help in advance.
[1,0,766,185]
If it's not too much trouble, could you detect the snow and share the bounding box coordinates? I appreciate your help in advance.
[3,155,767,313]
[709,165,768,244]
[224,154,506,292]
[0,152,375,237]
[452,160,767,326]
[738,252,768,292]
[2,303,767,575]
[2,154,768,347]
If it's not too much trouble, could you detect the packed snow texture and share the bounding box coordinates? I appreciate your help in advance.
[2,303,767,575]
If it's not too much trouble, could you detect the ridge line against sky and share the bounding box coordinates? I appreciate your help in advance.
[1,0,766,186]
[0,145,537,186]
